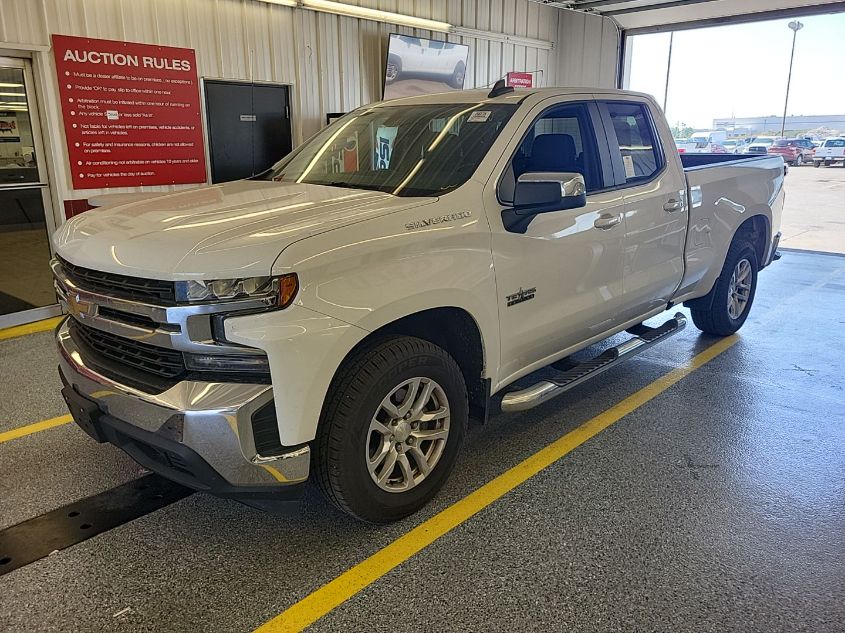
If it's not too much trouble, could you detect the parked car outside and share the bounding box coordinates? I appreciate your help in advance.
[721,139,740,153]
[769,138,815,166]
[812,137,845,167]
[685,130,728,153]
[744,143,770,155]
[749,137,777,150]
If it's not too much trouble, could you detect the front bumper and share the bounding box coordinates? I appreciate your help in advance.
[56,318,309,508]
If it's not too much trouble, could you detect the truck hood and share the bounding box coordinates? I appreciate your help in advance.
[53,180,435,280]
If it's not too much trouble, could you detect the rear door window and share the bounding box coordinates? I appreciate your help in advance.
[601,101,664,186]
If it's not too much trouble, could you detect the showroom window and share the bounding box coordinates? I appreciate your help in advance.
[499,102,602,204]
[605,102,663,184]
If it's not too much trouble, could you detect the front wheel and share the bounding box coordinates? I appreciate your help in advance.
[691,240,758,336]
[314,336,467,523]
[448,61,466,89]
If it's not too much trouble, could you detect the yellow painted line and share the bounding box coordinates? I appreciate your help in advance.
[255,334,739,633]
[0,414,74,444]
[0,316,64,342]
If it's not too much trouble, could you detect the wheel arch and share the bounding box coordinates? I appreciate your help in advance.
[331,306,490,425]
[684,213,769,311]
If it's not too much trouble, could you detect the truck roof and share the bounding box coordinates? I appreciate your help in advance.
[375,86,655,107]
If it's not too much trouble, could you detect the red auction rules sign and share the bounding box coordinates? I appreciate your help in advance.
[52,34,206,189]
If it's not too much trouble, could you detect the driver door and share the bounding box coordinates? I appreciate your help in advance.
[486,98,627,387]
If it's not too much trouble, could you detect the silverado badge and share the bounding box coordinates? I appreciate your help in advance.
[506,287,536,307]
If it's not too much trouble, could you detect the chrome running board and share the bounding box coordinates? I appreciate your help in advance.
[500,312,688,413]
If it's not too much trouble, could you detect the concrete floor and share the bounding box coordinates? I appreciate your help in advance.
[0,249,843,633]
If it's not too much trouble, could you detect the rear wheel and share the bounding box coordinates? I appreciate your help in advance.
[814,160,821,168]
[314,336,467,523]
[795,154,804,166]
[691,239,758,336]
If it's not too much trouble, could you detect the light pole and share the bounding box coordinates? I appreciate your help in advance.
[780,20,803,138]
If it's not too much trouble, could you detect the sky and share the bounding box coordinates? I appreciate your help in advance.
[625,13,845,129]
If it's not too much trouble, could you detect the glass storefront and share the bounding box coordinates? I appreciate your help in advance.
[0,60,57,326]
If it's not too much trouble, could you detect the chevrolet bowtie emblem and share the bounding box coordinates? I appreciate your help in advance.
[67,293,94,318]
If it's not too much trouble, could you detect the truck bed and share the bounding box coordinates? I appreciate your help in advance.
[680,153,778,170]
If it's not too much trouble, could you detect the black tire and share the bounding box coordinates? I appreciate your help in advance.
[314,336,467,523]
[814,160,821,168]
[448,61,466,89]
[691,239,758,336]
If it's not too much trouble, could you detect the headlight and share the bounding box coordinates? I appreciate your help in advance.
[177,273,298,307]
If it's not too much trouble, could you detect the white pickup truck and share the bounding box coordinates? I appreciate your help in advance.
[53,85,784,522]
[812,137,845,167]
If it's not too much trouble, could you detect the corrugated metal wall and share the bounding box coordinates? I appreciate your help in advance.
[554,8,619,89]
[0,0,618,213]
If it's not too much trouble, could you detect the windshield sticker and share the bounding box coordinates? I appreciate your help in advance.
[468,111,491,123]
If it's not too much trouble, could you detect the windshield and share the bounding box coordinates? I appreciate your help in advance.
[691,136,709,143]
[264,103,517,197]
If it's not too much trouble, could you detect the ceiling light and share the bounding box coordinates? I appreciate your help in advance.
[0,83,24,88]
[302,0,451,32]
[258,0,298,6]
[0,92,24,97]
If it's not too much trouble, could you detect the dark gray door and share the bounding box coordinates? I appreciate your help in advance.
[205,81,292,183]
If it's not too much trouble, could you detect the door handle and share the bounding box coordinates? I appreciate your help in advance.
[663,198,683,213]
[594,214,621,230]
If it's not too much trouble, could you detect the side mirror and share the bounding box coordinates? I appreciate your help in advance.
[503,172,587,233]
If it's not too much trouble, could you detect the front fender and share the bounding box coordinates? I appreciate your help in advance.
[224,304,369,446]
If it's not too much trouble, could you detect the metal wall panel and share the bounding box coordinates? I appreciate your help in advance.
[0,0,605,210]
[554,8,620,89]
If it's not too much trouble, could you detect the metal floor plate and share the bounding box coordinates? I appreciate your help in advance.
[0,474,192,576]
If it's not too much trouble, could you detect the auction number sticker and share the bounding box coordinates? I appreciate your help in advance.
[468,111,492,122]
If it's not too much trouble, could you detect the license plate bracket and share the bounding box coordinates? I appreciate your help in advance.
[61,386,106,443]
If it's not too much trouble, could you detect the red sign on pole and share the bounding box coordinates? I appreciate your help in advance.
[52,34,206,189]
[506,72,534,89]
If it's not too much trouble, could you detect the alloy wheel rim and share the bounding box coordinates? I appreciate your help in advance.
[366,377,450,493]
[727,258,752,320]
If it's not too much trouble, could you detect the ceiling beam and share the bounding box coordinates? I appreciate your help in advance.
[606,0,723,16]
[568,0,640,9]
[622,0,845,34]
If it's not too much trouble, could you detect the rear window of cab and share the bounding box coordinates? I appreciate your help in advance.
[824,139,845,147]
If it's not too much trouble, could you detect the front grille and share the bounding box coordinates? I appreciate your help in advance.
[67,319,272,394]
[70,319,186,380]
[59,256,176,305]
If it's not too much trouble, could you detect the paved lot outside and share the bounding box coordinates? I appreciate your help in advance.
[780,164,845,254]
